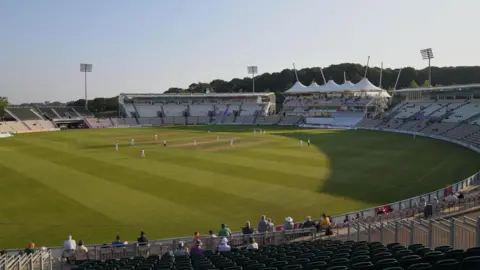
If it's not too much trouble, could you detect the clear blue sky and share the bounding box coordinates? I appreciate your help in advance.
[1,0,479,104]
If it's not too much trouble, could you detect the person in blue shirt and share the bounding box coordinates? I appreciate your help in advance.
[112,235,125,248]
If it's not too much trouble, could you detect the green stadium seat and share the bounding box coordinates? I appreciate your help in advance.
[434,245,452,253]
[375,258,398,270]
[435,259,459,270]
[460,256,480,270]
[350,262,374,270]
[399,255,422,269]
[407,263,432,269]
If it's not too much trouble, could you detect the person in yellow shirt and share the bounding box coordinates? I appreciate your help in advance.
[320,213,330,228]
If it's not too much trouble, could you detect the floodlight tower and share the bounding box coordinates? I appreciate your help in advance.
[247,66,258,93]
[80,63,93,110]
[420,48,434,87]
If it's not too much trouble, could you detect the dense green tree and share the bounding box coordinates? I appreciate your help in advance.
[0,97,8,118]
[57,63,480,112]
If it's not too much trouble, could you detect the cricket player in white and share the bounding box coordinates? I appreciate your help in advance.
[163,140,167,147]
[254,129,256,135]
[300,140,303,147]
[141,149,145,157]
[260,129,263,135]
[264,130,266,135]
[131,138,135,146]
[193,139,196,146]
[155,134,158,141]
[115,141,119,151]
[230,139,233,146]
[307,138,311,146]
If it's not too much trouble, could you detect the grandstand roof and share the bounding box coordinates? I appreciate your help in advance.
[340,81,356,91]
[319,80,342,91]
[285,81,308,93]
[119,92,274,98]
[352,78,383,91]
[393,83,480,93]
[306,81,321,91]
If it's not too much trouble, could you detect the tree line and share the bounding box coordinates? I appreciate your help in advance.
[9,63,480,114]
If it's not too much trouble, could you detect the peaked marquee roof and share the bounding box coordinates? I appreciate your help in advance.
[285,77,387,94]
[285,81,309,93]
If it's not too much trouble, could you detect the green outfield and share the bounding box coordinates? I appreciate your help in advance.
[0,125,479,249]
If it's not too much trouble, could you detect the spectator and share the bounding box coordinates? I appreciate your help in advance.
[246,237,258,250]
[303,216,314,228]
[112,235,126,248]
[319,213,331,230]
[63,235,76,263]
[207,230,217,251]
[218,224,231,237]
[190,240,204,256]
[267,218,275,232]
[446,193,459,205]
[24,243,35,255]
[193,232,201,241]
[258,215,268,233]
[283,217,294,230]
[355,213,360,220]
[457,192,465,199]
[137,231,148,245]
[242,221,254,235]
[74,240,88,264]
[173,242,189,256]
[217,238,231,252]
[343,215,349,224]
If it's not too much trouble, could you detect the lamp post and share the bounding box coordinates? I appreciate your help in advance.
[247,66,258,93]
[420,48,434,87]
[80,63,93,110]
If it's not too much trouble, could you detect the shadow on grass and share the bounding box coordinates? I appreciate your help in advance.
[129,125,480,206]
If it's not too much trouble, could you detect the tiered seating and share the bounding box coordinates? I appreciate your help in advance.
[163,104,187,117]
[421,122,457,135]
[123,103,138,118]
[37,107,59,119]
[0,122,15,133]
[24,120,45,130]
[442,124,480,141]
[237,116,255,124]
[256,115,281,125]
[7,122,29,132]
[420,102,445,116]
[190,105,213,116]
[356,119,382,128]
[430,102,463,118]
[86,118,113,128]
[84,240,479,270]
[223,116,235,123]
[444,103,480,123]
[163,116,175,125]
[393,104,423,119]
[136,104,162,118]
[52,107,79,118]
[241,104,258,115]
[281,116,302,125]
[6,108,42,121]
[73,107,93,117]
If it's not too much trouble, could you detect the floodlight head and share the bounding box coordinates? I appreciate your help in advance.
[80,63,93,72]
[420,48,434,60]
[247,66,258,75]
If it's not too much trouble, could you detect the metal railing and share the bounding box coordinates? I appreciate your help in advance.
[1,250,53,270]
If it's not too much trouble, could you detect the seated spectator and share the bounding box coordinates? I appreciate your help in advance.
[217,238,231,252]
[190,240,204,256]
[283,217,294,230]
[206,230,217,251]
[74,240,88,264]
[218,224,231,237]
[242,221,254,234]
[112,235,126,248]
[173,242,189,256]
[137,231,148,245]
[246,237,258,250]
[257,215,268,233]
[343,215,349,223]
[193,232,201,241]
[446,193,459,205]
[24,243,35,255]
[456,192,465,199]
[63,235,76,263]
[303,216,314,228]
[319,213,331,230]
[355,213,360,220]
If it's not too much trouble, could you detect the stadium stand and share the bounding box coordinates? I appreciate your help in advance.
[5,108,43,121]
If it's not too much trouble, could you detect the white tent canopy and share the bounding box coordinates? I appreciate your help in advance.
[352,78,383,91]
[340,81,356,91]
[306,81,321,91]
[319,80,342,91]
[285,81,308,93]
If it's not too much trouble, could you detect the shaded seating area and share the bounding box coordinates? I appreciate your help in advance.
[6,108,42,121]
[73,240,480,270]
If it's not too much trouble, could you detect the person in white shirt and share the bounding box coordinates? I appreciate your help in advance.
[62,235,76,263]
[246,237,258,250]
[217,237,231,252]
[230,139,233,146]
[115,141,118,151]
[154,134,158,141]
[141,149,145,157]
[173,241,189,256]
[307,139,311,146]
[254,129,256,135]
[163,140,167,147]
[300,140,303,147]
[131,138,135,146]
[193,139,196,147]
